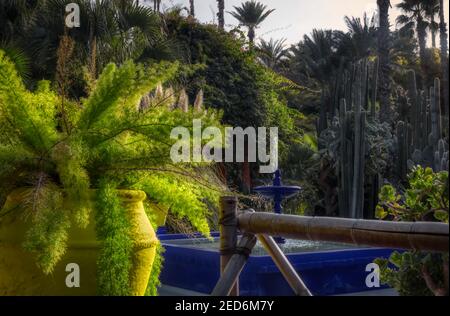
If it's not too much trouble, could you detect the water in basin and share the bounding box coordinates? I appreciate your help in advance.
[162,237,361,256]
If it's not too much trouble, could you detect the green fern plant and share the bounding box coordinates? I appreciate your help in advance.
[0,49,225,295]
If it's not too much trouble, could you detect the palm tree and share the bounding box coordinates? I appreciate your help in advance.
[337,14,377,61]
[439,0,449,126]
[229,0,275,44]
[109,0,162,61]
[217,0,225,29]
[377,0,392,123]
[153,0,161,12]
[0,0,42,42]
[0,0,43,79]
[18,0,162,80]
[288,28,342,131]
[189,0,195,17]
[396,0,439,81]
[300,29,341,86]
[288,29,345,142]
[424,0,440,48]
[257,38,288,71]
[82,0,110,79]
[390,26,418,68]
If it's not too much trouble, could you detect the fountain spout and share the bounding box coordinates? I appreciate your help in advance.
[253,170,302,243]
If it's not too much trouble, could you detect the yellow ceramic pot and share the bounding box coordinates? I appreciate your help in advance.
[0,189,158,296]
[147,202,169,228]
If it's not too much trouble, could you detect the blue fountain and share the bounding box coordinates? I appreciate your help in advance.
[253,170,302,243]
[157,171,398,296]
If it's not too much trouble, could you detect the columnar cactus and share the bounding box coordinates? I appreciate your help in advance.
[335,61,368,219]
[316,59,386,219]
[397,121,409,180]
[370,58,379,118]
[396,71,449,178]
[435,139,449,172]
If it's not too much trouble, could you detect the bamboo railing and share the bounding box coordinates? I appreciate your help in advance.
[238,212,449,252]
[212,196,449,297]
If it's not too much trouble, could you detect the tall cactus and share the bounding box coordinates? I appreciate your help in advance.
[370,58,379,118]
[435,139,449,172]
[397,121,408,180]
[396,72,449,178]
[338,99,350,217]
[335,61,368,219]
[317,59,383,219]
[429,78,443,148]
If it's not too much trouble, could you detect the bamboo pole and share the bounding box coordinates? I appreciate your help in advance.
[238,213,449,252]
[258,234,312,296]
[219,196,239,296]
[212,233,257,296]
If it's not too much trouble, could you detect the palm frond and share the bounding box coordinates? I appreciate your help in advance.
[0,41,31,80]
[257,38,288,69]
[228,0,275,27]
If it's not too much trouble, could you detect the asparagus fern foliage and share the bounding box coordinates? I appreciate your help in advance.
[0,49,225,295]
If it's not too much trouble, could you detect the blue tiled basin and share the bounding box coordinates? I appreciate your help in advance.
[158,233,396,296]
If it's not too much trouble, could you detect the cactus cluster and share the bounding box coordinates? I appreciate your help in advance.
[319,59,382,219]
[396,71,449,178]
[319,62,448,218]
[317,58,379,138]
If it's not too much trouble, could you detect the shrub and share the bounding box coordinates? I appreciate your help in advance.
[374,166,449,296]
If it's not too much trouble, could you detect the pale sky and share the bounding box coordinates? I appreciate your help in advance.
[142,0,450,45]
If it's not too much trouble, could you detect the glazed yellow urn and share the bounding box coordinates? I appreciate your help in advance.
[0,189,159,296]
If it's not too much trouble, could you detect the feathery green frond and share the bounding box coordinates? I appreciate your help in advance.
[134,171,222,237]
[22,184,70,275]
[95,179,133,296]
[0,51,59,153]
